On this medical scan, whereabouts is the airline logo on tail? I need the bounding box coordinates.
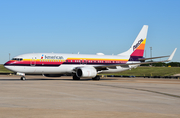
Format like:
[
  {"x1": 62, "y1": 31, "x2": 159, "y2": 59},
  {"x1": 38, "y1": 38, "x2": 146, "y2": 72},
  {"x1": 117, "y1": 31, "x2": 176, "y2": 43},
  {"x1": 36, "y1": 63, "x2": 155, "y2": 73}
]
[
  {"x1": 133, "y1": 39, "x2": 143, "y2": 50},
  {"x1": 131, "y1": 38, "x2": 146, "y2": 57}
]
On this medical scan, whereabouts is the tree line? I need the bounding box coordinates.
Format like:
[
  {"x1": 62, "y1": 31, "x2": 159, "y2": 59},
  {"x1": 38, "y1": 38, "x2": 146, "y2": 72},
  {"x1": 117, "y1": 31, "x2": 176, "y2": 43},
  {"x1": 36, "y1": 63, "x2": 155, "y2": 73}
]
[{"x1": 141, "y1": 62, "x2": 180, "y2": 67}]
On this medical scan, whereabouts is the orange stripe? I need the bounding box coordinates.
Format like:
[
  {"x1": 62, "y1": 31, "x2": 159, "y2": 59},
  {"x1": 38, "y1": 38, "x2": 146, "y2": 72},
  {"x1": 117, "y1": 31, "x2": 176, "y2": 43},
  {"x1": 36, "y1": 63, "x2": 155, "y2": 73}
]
[{"x1": 137, "y1": 44, "x2": 145, "y2": 50}]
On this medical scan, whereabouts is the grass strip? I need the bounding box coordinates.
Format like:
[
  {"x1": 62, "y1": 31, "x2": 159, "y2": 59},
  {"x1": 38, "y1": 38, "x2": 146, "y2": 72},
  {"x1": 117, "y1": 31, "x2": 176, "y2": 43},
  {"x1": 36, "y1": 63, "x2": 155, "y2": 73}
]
[{"x1": 1, "y1": 65, "x2": 180, "y2": 76}]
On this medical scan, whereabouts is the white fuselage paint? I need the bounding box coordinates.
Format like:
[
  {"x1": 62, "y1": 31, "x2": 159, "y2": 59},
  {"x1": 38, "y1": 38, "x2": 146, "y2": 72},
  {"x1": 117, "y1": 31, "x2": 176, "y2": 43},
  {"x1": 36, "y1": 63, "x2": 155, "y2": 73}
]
[{"x1": 4, "y1": 53, "x2": 140, "y2": 75}]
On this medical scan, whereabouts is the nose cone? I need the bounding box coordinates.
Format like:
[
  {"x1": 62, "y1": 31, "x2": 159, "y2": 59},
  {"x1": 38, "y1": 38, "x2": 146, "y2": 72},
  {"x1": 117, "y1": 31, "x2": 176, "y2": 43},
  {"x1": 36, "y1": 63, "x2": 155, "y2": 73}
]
[
  {"x1": 4, "y1": 61, "x2": 15, "y2": 71},
  {"x1": 4, "y1": 60, "x2": 14, "y2": 66}
]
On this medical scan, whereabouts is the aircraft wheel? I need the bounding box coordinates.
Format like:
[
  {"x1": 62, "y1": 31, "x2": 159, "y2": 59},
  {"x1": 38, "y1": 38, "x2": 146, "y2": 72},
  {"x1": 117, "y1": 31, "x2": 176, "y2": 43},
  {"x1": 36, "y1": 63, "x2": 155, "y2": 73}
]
[
  {"x1": 21, "y1": 76, "x2": 26, "y2": 81},
  {"x1": 73, "y1": 75, "x2": 80, "y2": 80},
  {"x1": 92, "y1": 76, "x2": 100, "y2": 81}
]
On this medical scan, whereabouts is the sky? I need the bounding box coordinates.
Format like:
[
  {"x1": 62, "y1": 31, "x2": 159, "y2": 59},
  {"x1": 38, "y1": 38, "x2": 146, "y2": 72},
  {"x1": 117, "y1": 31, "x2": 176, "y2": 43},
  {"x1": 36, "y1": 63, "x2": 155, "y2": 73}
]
[{"x1": 0, "y1": 0, "x2": 180, "y2": 64}]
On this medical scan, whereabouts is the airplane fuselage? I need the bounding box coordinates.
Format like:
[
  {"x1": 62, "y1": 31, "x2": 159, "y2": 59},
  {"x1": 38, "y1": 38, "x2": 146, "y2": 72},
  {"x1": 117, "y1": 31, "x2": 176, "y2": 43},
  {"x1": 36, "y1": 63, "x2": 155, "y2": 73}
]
[{"x1": 4, "y1": 53, "x2": 136, "y2": 75}]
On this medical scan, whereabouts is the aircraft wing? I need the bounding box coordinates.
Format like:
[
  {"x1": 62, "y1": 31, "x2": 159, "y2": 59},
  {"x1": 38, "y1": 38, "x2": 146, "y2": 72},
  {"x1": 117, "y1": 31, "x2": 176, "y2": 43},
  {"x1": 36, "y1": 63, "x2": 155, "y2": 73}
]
[{"x1": 94, "y1": 48, "x2": 177, "y2": 70}]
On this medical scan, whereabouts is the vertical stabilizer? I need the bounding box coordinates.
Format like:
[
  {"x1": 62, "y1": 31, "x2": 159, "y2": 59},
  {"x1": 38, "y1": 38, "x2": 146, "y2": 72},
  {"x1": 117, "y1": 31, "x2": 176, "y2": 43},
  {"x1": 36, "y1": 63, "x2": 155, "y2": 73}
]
[{"x1": 118, "y1": 25, "x2": 148, "y2": 60}]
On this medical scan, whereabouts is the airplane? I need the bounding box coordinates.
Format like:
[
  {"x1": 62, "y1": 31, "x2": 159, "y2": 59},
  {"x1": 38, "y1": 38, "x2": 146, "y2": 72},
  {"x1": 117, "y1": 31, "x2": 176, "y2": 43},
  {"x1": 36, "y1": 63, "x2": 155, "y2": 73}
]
[{"x1": 4, "y1": 25, "x2": 177, "y2": 81}]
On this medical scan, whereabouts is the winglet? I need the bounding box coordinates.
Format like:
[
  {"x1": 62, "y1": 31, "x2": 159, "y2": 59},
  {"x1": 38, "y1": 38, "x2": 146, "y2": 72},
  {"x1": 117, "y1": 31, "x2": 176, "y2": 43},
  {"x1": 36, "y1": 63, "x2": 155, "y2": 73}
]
[{"x1": 167, "y1": 48, "x2": 177, "y2": 61}]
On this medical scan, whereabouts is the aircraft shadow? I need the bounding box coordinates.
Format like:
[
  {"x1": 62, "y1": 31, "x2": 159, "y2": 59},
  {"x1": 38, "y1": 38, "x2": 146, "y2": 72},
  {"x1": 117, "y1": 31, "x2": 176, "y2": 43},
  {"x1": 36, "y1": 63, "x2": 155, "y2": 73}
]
[{"x1": 0, "y1": 78, "x2": 117, "y2": 81}]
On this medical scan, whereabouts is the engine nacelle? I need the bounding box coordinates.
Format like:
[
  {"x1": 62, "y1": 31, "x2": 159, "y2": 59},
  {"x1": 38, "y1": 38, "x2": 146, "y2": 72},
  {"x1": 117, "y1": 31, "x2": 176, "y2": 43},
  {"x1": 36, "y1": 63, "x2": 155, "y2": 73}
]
[{"x1": 76, "y1": 67, "x2": 97, "y2": 78}]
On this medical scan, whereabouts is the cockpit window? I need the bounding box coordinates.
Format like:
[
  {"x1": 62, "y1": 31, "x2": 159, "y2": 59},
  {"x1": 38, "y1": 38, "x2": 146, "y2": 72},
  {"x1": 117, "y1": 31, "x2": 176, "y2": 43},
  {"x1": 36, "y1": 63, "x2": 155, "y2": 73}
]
[{"x1": 12, "y1": 58, "x2": 23, "y2": 61}]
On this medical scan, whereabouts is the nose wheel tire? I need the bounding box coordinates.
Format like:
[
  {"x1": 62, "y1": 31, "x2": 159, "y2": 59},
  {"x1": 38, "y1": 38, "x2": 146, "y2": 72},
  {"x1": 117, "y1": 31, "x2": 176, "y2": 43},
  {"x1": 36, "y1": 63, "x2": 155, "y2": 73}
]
[{"x1": 21, "y1": 76, "x2": 26, "y2": 81}]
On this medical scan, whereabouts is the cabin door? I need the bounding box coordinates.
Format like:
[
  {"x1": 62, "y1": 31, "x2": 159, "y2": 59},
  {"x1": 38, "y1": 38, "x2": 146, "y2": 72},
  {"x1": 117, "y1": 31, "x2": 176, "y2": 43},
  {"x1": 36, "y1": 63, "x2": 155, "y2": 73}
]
[{"x1": 30, "y1": 57, "x2": 36, "y2": 66}]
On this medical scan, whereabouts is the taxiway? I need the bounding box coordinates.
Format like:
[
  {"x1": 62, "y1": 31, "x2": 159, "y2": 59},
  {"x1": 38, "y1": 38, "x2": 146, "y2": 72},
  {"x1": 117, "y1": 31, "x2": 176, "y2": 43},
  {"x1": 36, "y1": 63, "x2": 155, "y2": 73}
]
[{"x1": 0, "y1": 75, "x2": 180, "y2": 118}]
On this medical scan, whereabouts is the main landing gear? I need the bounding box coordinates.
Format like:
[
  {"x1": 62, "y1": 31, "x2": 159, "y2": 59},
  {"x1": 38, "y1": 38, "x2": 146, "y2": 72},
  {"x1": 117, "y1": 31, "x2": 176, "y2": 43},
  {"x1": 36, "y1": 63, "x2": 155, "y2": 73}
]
[
  {"x1": 20, "y1": 76, "x2": 26, "y2": 81},
  {"x1": 92, "y1": 76, "x2": 100, "y2": 80},
  {"x1": 73, "y1": 74, "x2": 80, "y2": 80},
  {"x1": 16, "y1": 72, "x2": 26, "y2": 81}
]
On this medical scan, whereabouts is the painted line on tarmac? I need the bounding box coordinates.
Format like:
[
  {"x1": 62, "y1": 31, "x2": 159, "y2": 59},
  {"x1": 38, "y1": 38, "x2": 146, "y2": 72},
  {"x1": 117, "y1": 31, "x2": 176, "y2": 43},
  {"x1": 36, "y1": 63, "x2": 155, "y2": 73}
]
[{"x1": 84, "y1": 83, "x2": 180, "y2": 99}]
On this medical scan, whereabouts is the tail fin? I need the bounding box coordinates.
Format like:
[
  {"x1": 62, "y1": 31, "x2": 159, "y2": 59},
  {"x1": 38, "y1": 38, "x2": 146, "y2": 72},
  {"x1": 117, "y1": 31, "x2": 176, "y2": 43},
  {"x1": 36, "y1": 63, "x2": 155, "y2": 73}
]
[
  {"x1": 130, "y1": 25, "x2": 148, "y2": 57},
  {"x1": 118, "y1": 25, "x2": 148, "y2": 60}
]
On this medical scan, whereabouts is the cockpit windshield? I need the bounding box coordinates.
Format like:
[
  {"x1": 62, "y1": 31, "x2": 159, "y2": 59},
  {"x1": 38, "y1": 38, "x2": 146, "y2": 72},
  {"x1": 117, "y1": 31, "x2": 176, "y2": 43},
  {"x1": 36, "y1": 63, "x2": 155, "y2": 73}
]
[{"x1": 12, "y1": 58, "x2": 23, "y2": 61}]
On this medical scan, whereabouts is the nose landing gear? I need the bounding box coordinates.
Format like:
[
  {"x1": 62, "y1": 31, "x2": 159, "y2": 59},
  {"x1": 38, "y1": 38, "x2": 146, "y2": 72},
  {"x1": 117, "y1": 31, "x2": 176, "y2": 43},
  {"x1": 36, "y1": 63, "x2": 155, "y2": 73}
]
[
  {"x1": 17, "y1": 72, "x2": 26, "y2": 81},
  {"x1": 20, "y1": 76, "x2": 26, "y2": 81}
]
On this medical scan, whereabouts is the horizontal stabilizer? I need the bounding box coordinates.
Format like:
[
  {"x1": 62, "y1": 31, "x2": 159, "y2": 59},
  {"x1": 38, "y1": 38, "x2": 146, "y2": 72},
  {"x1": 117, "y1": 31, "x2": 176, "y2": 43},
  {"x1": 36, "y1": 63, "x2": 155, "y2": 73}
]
[{"x1": 138, "y1": 56, "x2": 170, "y2": 61}]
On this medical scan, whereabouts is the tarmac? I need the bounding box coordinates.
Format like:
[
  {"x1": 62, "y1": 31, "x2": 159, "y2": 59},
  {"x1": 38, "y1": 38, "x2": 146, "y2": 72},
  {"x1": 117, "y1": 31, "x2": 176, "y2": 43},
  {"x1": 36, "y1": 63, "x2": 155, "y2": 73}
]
[{"x1": 0, "y1": 75, "x2": 180, "y2": 118}]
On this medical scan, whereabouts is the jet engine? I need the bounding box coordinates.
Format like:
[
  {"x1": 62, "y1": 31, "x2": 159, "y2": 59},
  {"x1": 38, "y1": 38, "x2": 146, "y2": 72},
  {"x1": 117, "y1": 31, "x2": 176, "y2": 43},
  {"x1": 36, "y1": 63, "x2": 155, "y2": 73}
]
[{"x1": 76, "y1": 67, "x2": 97, "y2": 78}]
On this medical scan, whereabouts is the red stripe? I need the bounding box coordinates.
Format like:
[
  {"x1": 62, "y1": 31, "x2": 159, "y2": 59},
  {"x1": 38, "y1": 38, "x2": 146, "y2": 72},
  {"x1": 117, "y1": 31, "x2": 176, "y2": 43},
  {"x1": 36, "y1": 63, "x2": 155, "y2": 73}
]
[{"x1": 131, "y1": 49, "x2": 144, "y2": 57}]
